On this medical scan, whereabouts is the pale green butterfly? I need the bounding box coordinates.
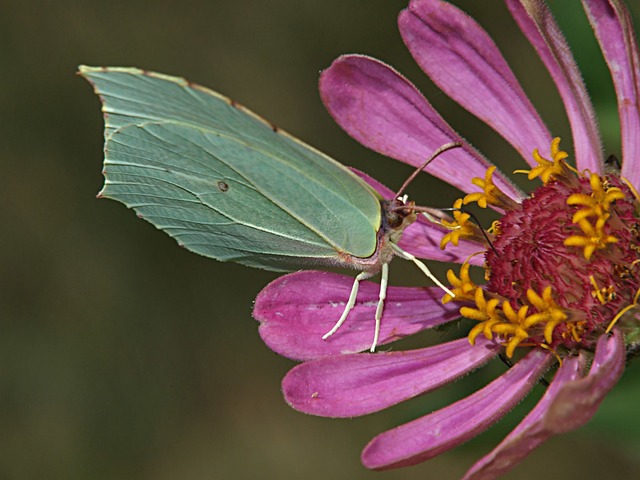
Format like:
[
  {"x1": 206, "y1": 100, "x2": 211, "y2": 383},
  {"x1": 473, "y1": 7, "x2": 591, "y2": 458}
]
[{"x1": 79, "y1": 66, "x2": 457, "y2": 351}]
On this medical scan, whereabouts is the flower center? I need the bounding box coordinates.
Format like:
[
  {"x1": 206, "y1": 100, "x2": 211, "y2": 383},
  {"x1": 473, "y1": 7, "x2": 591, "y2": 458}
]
[
  {"x1": 486, "y1": 174, "x2": 639, "y2": 348},
  {"x1": 439, "y1": 138, "x2": 640, "y2": 358}
]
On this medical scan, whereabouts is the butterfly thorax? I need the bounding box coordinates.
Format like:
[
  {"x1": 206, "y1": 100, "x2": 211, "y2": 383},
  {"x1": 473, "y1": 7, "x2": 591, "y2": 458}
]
[{"x1": 376, "y1": 197, "x2": 417, "y2": 263}]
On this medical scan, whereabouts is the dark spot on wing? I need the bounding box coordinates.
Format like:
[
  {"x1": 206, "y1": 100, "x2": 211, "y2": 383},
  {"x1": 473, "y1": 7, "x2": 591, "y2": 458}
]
[{"x1": 217, "y1": 180, "x2": 229, "y2": 192}]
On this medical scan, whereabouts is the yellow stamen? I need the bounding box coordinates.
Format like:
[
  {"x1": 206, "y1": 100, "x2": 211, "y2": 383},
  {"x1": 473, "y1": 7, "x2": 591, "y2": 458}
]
[
  {"x1": 564, "y1": 216, "x2": 619, "y2": 260},
  {"x1": 462, "y1": 166, "x2": 518, "y2": 210},
  {"x1": 515, "y1": 137, "x2": 577, "y2": 184},
  {"x1": 503, "y1": 332, "x2": 530, "y2": 358},
  {"x1": 567, "y1": 173, "x2": 625, "y2": 223},
  {"x1": 538, "y1": 343, "x2": 563, "y2": 366},
  {"x1": 463, "y1": 288, "x2": 501, "y2": 344},
  {"x1": 498, "y1": 301, "x2": 530, "y2": 357},
  {"x1": 590, "y1": 275, "x2": 607, "y2": 305},
  {"x1": 442, "y1": 261, "x2": 477, "y2": 304},
  {"x1": 487, "y1": 220, "x2": 501, "y2": 235},
  {"x1": 621, "y1": 175, "x2": 640, "y2": 202},
  {"x1": 524, "y1": 287, "x2": 568, "y2": 343},
  {"x1": 439, "y1": 199, "x2": 487, "y2": 249}
]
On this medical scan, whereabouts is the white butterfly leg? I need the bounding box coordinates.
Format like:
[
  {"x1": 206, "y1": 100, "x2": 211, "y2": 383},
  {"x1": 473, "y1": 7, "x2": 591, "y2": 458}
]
[
  {"x1": 421, "y1": 210, "x2": 441, "y2": 224},
  {"x1": 323, "y1": 270, "x2": 371, "y2": 341},
  {"x1": 391, "y1": 244, "x2": 455, "y2": 298},
  {"x1": 371, "y1": 262, "x2": 389, "y2": 352}
]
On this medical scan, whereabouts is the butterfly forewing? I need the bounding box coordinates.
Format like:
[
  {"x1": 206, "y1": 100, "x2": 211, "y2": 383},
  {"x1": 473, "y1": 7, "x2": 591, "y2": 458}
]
[{"x1": 83, "y1": 66, "x2": 383, "y2": 270}]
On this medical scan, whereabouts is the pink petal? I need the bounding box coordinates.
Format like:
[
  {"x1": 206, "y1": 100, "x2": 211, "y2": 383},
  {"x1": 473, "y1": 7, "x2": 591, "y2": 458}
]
[
  {"x1": 254, "y1": 271, "x2": 461, "y2": 361},
  {"x1": 319, "y1": 54, "x2": 524, "y2": 201},
  {"x1": 507, "y1": 0, "x2": 602, "y2": 173},
  {"x1": 361, "y1": 348, "x2": 553, "y2": 470},
  {"x1": 462, "y1": 353, "x2": 587, "y2": 480},
  {"x1": 545, "y1": 330, "x2": 625, "y2": 431},
  {"x1": 399, "y1": 0, "x2": 552, "y2": 164},
  {"x1": 352, "y1": 168, "x2": 487, "y2": 266},
  {"x1": 464, "y1": 330, "x2": 624, "y2": 480},
  {"x1": 282, "y1": 337, "x2": 500, "y2": 418},
  {"x1": 583, "y1": 0, "x2": 640, "y2": 189}
]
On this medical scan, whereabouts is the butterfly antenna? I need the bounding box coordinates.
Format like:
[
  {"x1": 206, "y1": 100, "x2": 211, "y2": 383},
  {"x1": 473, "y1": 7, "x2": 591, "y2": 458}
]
[{"x1": 394, "y1": 142, "x2": 462, "y2": 199}]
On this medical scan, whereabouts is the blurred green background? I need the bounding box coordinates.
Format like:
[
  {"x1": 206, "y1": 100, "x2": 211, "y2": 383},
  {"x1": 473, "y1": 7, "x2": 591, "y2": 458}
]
[{"x1": 2, "y1": 0, "x2": 640, "y2": 479}]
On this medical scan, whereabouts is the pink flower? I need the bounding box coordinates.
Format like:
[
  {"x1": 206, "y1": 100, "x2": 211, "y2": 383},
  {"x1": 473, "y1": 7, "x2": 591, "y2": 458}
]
[{"x1": 253, "y1": 0, "x2": 640, "y2": 478}]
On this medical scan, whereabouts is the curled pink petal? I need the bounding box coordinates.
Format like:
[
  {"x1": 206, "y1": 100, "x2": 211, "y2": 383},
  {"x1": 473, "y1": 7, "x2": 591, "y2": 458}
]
[
  {"x1": 546, "y1": 329, "x2": 625, "y2": 431},
  {"x1": 507, "y1": 0, "x2": 602, "y2": 173},
  {"x1": 283, "y1": 337, "x2": 500, "y2": 418},
  {"x1": 254, "y1": 271, "x2": 460, "y2": 361},
  {"x1": 320, "y1": 54, "x2": 524, "y2": 201},
  {"x1": 361, "y1": 349, "x2": 553, "y2": 470},
  {"x1": 462, "y1": 353, "x2": 587, "y2": 480},
  {"x1": 583, "y1": 0, "x2": 640, "y2": 189},
  {"x1": 399, "y1": 0, "x2": 552, "y2": 163}
]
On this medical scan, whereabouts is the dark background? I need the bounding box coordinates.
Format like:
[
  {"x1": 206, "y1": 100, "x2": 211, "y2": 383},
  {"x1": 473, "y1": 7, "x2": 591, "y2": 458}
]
[{"x1": 2, "y1": 1, "x2": 640, "y2": 479}]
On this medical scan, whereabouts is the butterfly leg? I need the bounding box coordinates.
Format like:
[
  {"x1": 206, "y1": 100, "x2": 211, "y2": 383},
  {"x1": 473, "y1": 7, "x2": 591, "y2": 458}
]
[
  {"x1": 371, "y1": 262, "x2": 389, "y2": 352},
  {"x1": 421, "y1": 210, "x2": 442, "y2": 224},
  {"x1": 391, "y1": 244, "x2": 455, "y2": 298},
  {"x1": 323, "y1": 270, "x2": 372, "y2": 341}
]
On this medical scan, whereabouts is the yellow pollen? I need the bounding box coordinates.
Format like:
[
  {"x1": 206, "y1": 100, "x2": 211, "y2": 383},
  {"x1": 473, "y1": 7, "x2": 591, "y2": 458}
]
[
  {"x1": 514, "y1": 137, "x2": 577, "y2": 184},
  {"x1": 562, "y1": 320, "x2": 586, "y2": 343}
]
